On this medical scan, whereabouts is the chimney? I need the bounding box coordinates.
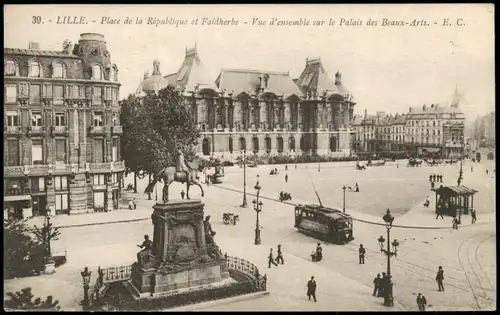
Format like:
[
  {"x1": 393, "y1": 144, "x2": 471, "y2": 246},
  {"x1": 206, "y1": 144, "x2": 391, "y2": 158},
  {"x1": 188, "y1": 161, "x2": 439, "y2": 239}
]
[
  {"x1": 409, "y1": 106, "x2": 412, "y2": 113},
  {"x1": 364, "y1": 109, "x2": 367, "y2": 119},
  {"x1": 29, "y1": 42, "x2": 40, "y2": 50}
]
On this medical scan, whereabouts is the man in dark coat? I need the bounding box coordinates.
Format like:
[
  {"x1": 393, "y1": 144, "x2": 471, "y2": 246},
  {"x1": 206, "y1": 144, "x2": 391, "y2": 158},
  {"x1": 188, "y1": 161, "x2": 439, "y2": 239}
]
[
  {"x1": 268, "y1": 248, "x2": 278, "y2": 268},
  {"x1": 275, "y1": 244, "x2": 284, "y2": 265},
  {"x1": 307, "y1": 276, "x2": 317, "y2": 302},
  {"x1": 436, "y1": 266, "x2": 445, "y2": 291},
  {"x1": 359, "y1": 244, "x2": 366, "y2": 264},
  {"x1": 373, "y1": 274, "x2": 381, "y2": 296},
  {"x1": 285, "y1": 173, "x2": 288, "y2": 183},
  {"x1": 416, "y1": 293, "x2": 427, "y2": 311},
  {"x1": 471, "y1": 209, "x2": 477, "y2": 224},
  {"x1": 379, "y1": 272, "x2": 387, "y2": 297},
  {"x1": 315, "y1": 243, "x2": 323, "y2": 261}
]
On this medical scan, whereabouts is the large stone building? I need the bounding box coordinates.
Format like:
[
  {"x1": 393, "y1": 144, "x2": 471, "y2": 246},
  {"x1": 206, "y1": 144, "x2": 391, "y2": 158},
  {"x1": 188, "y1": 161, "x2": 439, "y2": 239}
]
[
  {"x1": 136, "y1": 46, "x2": 356, "y2": 157},
  {"x1": 4, "y1": 33, "x2": 124, "y2": 219},
  {"x1": 352, "y1": 88, "x2": 465, "y2": 157}
]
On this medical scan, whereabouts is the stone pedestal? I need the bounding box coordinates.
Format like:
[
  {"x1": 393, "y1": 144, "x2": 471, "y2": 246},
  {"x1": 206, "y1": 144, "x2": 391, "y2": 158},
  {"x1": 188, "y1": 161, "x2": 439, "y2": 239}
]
[{"x1": 130, "y1": 200, "x2": 229, "y2": 298}]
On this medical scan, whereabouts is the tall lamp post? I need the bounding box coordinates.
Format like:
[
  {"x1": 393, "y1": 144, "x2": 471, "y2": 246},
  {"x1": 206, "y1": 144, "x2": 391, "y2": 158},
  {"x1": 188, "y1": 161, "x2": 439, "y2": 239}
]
[
  {"x1": 457, "y1": 136, "x2": 464, "y2": 186},
  {"x1": 241, "y1": 150, "x2": 248, "y2": 208},
  {"x1": 252, "y1": 175, "x2": 263, "y2": 245},
  {"x1": 81, "y1": 266, "x2": 92, "y2": 310},
  {"x1": 378, "y1": 209, "x2": 400, "y2": 307},
  {"x1": 342, "y1": 186, "x2": 347, "y2": 213}
]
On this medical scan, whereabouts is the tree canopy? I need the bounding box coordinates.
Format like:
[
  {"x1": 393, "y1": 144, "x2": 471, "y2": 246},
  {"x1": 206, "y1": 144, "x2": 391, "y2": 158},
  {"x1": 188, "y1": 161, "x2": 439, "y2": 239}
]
[
  {"x1": 4, "y1": 287, "x2": 60, "y2": 310},
  {"x1": 121, "y1": 86, "x2": 200, "y2": 176}
]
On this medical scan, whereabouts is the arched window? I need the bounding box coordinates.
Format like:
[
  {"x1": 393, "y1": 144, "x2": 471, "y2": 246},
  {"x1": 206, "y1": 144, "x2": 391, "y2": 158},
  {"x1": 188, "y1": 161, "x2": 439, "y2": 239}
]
[
  {"x1": 252, "y1": 137, "x2": 259, "y2": 154},
  {"x1": 108, "y1": 67, "x2": 115, "y2": 81},
  {"x1": 29, "y1": 61, "x2": 41, "y2": 77},
  {"x1": 5, "y1": 60, "x2": 17, "y2": 76},
  {"x1": 92, "y1": 64, "x2": 103, "y2": 80},
  {"x1": 265, "y1": 137, "x2": 272, "y2": 153},
  {"x1": 228, "y1": 137, "x2": 233, "y2": 153},
  {"x1": 289, "y1": 137, "x2": 295, "y2": 151},
  {"x1": 277, "y1": 137, "x2": 284, "y2": 153},
  {"x1": 53, "y1": 62, "x2": 64, "y2": 78},
  {"x1": 239, "y1": 137, "x2": 246, "y2": 151}
]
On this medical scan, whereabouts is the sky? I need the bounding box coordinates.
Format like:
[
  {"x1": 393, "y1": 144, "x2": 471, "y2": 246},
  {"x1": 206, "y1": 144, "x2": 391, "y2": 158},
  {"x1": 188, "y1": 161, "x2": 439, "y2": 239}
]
[{"x1": 4, "y1": 4, "x2": 495, "y2": 119}]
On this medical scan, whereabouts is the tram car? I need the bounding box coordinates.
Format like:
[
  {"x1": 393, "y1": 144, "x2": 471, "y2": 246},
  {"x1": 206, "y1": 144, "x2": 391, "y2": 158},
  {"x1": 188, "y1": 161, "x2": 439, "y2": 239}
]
[{"x1": 294, "y1": 204, "x2": 354, "y2": 245}]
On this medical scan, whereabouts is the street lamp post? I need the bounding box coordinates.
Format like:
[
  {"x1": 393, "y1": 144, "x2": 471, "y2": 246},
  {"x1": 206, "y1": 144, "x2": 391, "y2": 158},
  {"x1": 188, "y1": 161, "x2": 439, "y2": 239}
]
[
  {"x1": 81, "y1": 266, "x2": 92, "y2": 310},
  {"x1": 378, "y1": 209, "x2": 400, "y2": 307},
  {"x1": 241, "y1": 150, "x2": 248, "y2": 208},
  {"x1": 457, "y1": 136, "x2": 464, "y2": 186},
  {"x1": 342, "y1": 186, "x2": 347, "y2": 213},
  {"x1": 252, "y1": 175, "x2": 263, "y2": 245}
]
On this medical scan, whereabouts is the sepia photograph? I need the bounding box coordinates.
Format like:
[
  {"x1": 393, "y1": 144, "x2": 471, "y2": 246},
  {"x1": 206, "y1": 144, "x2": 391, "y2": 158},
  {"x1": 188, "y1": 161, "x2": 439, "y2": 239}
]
[{"x1": 3, "y1": 3, "x2": 495, "y2": 311}]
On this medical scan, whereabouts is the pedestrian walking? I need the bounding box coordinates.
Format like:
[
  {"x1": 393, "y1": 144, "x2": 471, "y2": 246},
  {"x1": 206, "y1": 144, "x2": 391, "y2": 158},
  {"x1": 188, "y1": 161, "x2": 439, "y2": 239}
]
[
  {"x1": 268, "y1": 248, "x2": 278, "y2": 268},
  {"x1": 285, "y1": 164, "x2": 288, "y2": 171},
  {"x1": 373, "y1": 274, "x2": 381, "y2": 296},
  {"x1": 429, "y1": 174, "x2": 432, "y2": 182},
  {"x1": 355, "y1": 183, "x2": 359, "y2": 192},
  {"x1": 416, "y1": 293, "x2": 427, "y2": 311},
  {"x1": 431, "y1": 181, "x2": 435, "y2": 189},
  {"x1": 285, "y1": 173, "x2": 288, "y2": 183},
  {"x1": 431, "y1": 174, "x2": 436, "y2": 182},
  {"x1": 424, "y1": 196, "x2": 430, "y2": 208},
  {"x1": 133, "y1": 198, "x2": 137, "y2": 209},
  {"x1": 436, "y1": 266, "x2": 445, "y2": 291},
  {"x1": 359, "y1": 244, "x2": 366, "y2": 264},
  {"x1": 275, "y1": 244, "x2": 284, "y2": 265},
  {"x1": 471, "y1": 209, "x2": 477, "y2": 224},
  {"x1": 435, "y1": 209, "x2": 444, "y2": 220},
  {"x1": 486, "y1": 169, "x2": 489, "y2": 175},
  {"x1": 295, "y1": 164, "x2": 297, "y2": 169},
  {"x1": 180, "y1": 190, "x2": 185, "y2": 200},
  {"x1": 306, "y1": 276, "x2": 317, "y2": 302},
  {"x1": 378, "y1": 272, "x2": 387, "y2": 297},
  {"x1": 452, "y1": 217, "x2": 459, "y2": 230}
]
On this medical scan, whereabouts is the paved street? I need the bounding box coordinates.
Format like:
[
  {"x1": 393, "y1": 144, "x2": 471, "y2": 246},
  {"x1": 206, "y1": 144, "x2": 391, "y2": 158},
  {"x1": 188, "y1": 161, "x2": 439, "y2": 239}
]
[{"x1": 4, "y1": 159, "x2": 496, "y2": 311}]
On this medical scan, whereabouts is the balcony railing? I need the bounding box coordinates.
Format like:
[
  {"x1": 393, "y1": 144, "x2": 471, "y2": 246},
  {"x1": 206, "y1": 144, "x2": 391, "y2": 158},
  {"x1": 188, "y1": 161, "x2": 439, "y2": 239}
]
[
  {"x1": 88, "y1": 126, "x2": 107, "y2": 135},
  {"x1": 4, "y1": 187, "x2": 32, "y2": 196},
  {"x1": 5, "y1": 126, "x2": 23, "y2": 135},
  {"x1": 28, "y1": 126, "x2": 47, "y2": 136},
  {"x1": 51, "y1": 126, "x2": 69, "y2": 135},
  {"x1": 111, "y1": 125, "x2": 123, "y2": 135}
]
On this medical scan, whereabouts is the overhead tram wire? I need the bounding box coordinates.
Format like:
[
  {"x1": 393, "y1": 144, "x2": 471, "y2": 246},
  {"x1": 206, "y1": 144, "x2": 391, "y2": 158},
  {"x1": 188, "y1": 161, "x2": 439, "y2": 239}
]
[{"x1": 213, "y1": 185, "x2": 492, "y2": 231}]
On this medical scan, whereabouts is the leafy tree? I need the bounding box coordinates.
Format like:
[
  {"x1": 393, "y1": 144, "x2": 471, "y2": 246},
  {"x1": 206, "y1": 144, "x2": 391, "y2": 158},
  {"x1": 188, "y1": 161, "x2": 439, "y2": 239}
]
[
  {"x1": 121, "y1": 86, "x2": 200, "y2": 177},
  {"x1": 4, "y1": 287, "x2": 60, "y2": 310},
  {"x1": 3, "y1": 219, "x2": 45, "y2": 279}
]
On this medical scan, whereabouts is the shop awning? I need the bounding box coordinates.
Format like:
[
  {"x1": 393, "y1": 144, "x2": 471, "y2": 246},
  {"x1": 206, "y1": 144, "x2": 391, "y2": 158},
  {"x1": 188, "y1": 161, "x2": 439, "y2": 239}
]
[{"x1": 4, "y1": 195, "x2": 32, "y2": 202}]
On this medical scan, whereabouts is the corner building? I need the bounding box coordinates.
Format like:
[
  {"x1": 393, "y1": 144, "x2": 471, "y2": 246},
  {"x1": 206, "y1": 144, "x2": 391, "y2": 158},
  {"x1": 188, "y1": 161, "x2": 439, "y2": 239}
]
[
  {"x1": 4, "y1": 33, "x2": 124, "y2": 219},
  {"x1": 137, "y1": 47, "x2": 356, "y2": 157}
]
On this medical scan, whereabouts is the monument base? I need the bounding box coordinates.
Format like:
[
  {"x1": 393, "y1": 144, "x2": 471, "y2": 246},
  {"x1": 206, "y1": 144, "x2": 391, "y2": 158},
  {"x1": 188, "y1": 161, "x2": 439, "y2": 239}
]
[{"x1": 130, "y1": 260, "x2": 230, "y2": 298}]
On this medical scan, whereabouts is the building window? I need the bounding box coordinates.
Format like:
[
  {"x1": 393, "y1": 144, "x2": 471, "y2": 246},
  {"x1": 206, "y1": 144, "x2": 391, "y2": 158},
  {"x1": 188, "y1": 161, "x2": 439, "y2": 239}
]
[
  {"x1": 109, "y1": 68, "x2": 115, "y2": 81},
  {"x1": 6, "y1": 139, "x2": 20, "y2": 166},
  {"x1": 54, "y1": 85, "x2": 64, "y2": 105},
  {"x1": 29, "y1": 61, "x2": 41, "y2": 77},
  {"x1": 93, "y1": 112, "x2": 103, "y2": 126},
  {"x1": 92, "y1": 65, "x2": 103, "y2": 80},
  {"x1": 93, "y1": 139, "x2": 105, "y2": 163},
  {"x1": 79, "y1": 85, "x2": 85, "y2": 98},
  {"x1": 112, "y1": 173, "x2": 118, "y2": 184},
  {"x1": 93, "y1": 86, "x2": 102, "y2": 104},
  {"x1": 55, "y1": 139, "x2": 66, "y2": 164},
  {"x1": 30, "y1": 84, "x2": 41, "y2": 104},
  {"x1": 32, "y1": 139, "x2": 43, "y2": 164},
  {"x1": 55, "y1": 113, "x2": 65, "y2": 126},
  {"x1": 112, "y1": 114, "x2": 117, "y2": 126},
  {"x1": 93, "y1": 192, "x2": 105, "y2": 210},
  {"x1": 6, "y1": 84, "x2": 17, "y2": 103},
  {"x1": 438, "y1": 130, "x2": 441, "y2": 136},
  {"x1": 6, "y1": 111, "x2": 19, "y2": 126},
  {"x1": 112, "y1": 88, "x2": 119, "y2": 100},
  {"x1": 93, "y1": 174, "x2": 105, "y2": 186},
  {"x1": 52, "y1": 62, "x2": 64, "y2": 78},
  {"x1": 112, "y1": 138, "x2": 118, "y2": 162},
  {"x1": 31, "y1": 177, "x2": 46, "y2": 193},
  {"x1": 55, "y1": 194, "x2": 69, "y2": 212},
  {"x1": 54, "y1": 176, "x2": 68, "y2": 191},
  {"x1": 106, "y1": 87, "x2": 111, "y2": 100},
  {"x1": 31, "y1": 112, "x2": 43, "y2": 126},
  {"x1": 43, "y1": 84, "x2": 53, "y2": 98},
  {"x1": 5, "y1": 59, "x2": 17, "y2": 76}
]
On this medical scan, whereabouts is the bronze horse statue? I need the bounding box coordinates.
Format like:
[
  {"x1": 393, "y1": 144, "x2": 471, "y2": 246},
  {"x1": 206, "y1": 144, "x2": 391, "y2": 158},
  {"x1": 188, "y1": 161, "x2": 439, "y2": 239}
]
[{"x1": 144, "y1": 150, "x2": 205, "y2": 203}]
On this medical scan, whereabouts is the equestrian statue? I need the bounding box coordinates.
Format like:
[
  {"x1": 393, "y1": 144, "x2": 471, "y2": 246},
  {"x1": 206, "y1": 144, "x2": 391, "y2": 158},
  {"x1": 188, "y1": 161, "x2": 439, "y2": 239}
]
[{"x1": 144, "y1": 150, "x2": 205, "y2": 203}]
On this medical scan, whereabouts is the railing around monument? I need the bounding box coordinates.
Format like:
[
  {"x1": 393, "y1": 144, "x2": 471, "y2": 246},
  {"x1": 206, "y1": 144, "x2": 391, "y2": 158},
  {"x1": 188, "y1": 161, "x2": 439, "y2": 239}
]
[{"x1": 90, "y1": 255, "x2": 267, "y2": 310}]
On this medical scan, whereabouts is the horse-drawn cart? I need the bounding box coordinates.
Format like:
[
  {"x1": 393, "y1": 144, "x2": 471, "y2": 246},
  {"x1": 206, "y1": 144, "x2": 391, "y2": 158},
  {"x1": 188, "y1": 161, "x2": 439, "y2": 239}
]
[{"x1": 223, "y1": 213, "x2": 239, "y2": 225}]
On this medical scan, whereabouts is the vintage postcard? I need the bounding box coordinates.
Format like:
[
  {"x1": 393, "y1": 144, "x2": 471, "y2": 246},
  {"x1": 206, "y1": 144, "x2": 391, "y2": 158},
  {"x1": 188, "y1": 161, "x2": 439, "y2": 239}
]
[{"x1": 3, "y1": 4, "x2": 495, "y2": 312}]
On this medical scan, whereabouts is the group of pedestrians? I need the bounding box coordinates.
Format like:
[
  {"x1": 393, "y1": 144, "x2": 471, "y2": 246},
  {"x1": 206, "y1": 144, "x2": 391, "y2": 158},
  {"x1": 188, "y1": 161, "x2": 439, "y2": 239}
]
[
  {"x1": 372, "y1": 272, "x2": 393, "y2": 299},
  {"x1": 429, "y1": 174, "x2": 443, "y2": 183},
  {"x1": 268, "y1": 245, "x2": 284, "y2": 268}
]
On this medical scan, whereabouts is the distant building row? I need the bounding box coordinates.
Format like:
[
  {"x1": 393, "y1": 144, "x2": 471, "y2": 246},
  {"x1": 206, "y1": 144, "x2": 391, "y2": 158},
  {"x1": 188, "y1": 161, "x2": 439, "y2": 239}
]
[
  {"x1": 135, "y1": 46, "x2": 357, "y2": 157},
  {"x1": 352, "y1": 88, "x2": 465, "y2": 157}
]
